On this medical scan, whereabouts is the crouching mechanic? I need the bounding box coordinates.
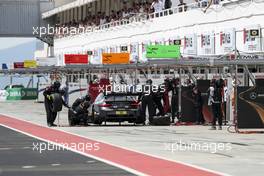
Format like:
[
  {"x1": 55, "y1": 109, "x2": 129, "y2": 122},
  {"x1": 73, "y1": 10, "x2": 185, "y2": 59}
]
[
  {"x1": 43, "y1": 81, "x2": 70, "y2": 127},
  {"x1": 70, "y1": 94, "x2": 91, "y2": 125}
]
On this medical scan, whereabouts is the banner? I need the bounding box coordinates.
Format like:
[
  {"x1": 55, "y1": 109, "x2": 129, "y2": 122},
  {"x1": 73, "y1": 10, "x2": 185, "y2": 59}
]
[
  {"x1": 146, "y1": 45, "x2": 181, "y2": 58},
  {"x1": 219, "y1": 28, "x2": 236, "y2": 54},
  {"x1": 2, "y1": 63, "x2": 8, "y2": 70},
  {"x1": 140, "y1": 42, "x2": 150, "y2": 63},
  {"x1": 6, "y1": 88, "x2": 38, "y2": 100},
  {"x1": 238, "y1": 80, "x2": 264, "y2": 128},
  {"x1": 130, "y1": 43, "x2": 139, "y2": 63},
  {"x1": 36, "y1": 57, "x2": 57, "y2": 66},
  {"x1": 24, "y1": 60, "x2": 37, "y2": 68},
  {"x1": 243, "y1": 25, "x2": 262, "y2": 52},
  {"x1": 183, "y1": 34, "x2": 197, "y2": 55},
  {"x1": 14, "y1": 62, "x2": 24, "y2": 69},
  {"x1": 198, "y1": 32, "x2": 215, "y2": 55},
  {"x1": 102, "y1": 53, "x2": 130, "y2": 64},
  {"x1": 64, "y1": 54, "x2": 88, "y2": 64}
]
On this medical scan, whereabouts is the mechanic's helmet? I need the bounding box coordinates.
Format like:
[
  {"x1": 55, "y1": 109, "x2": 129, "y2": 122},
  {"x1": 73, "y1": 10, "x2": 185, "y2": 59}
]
[
  {"x1": 84, "y1": 94, "x2": 91, "y2": 101},
  {"x1": 53, "y1": 81, "x2": 61, "y2": 89},
  {"x1": 146, "y1": 79, "x2": 152, "y2": 85}
]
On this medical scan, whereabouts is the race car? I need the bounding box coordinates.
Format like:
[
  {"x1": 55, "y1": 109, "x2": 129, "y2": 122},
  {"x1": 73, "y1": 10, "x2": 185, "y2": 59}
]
[{"x1": 91, "y1": 92, "x2": 144, "y2": 125}]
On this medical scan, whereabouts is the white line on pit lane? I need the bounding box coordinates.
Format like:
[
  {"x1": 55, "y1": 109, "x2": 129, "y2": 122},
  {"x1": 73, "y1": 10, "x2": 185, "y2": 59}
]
[
  {"x1": 0, "y1": 148, "x2": 11, "y2": 150},
  {"x1": 51, "y1": 164, "x2": 61, "y2": 166},
  {"x1": 22, "y1": 147, "x2": 31, "y2": 149},
  {"x1": 22, "y1": 166, "x2": 36, "y2": 169},
  {"x1": 86, "y1": 160, "x2": 96, "y2": 163}
]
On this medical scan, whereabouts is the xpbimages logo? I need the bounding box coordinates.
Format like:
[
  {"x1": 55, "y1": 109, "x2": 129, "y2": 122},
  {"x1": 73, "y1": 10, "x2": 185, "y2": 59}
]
[
  {"x1": 32, "y1": 141, "x2": 100, "y2": 154},
  {"x1": 99, "y1": 84, "x2": 166, "y2": 95},
  {"x1": 33, "y1": 24, "x2": 93, "y2": 37},
  {"x1": 164, "y1": 140, "x2": 232, "y2": 154}
]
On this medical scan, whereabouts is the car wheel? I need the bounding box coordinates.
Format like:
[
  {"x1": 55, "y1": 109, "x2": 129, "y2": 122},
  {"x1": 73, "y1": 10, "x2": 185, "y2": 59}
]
[{"x1": 92, "y1": 107, "x2": 103, "y2": 125}]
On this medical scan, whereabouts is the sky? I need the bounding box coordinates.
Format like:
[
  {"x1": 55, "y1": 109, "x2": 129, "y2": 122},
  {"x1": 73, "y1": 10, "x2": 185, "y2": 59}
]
[{"x1": 0, "y1": 37, "x2": 37, "y2": 89}]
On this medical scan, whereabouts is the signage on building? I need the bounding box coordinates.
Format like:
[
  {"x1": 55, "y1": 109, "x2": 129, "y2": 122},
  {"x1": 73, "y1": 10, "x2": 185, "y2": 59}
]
[
  {"x1": 121, "y1": 46, "x2": 128, "y2": 52},
  {"x1": 130, "y1": 43, "x2": 139, "y2": 63},
  {"x1": 102, "y1": 53, "x2": 130, "y2": 64},
  {"x1": 14, "y1": 62, "x2": 24, "y2": 69},
  {"x1": 219, "y1": 28, "x2": 236, "y2": 54},
  {"x1": 87, "y1": 51, "x2": 93, "y2": 55},
  {"x1": 173, "y1": 39, "x2": 181, "y2": 45},
  {"x1": 24, "y1": 60, "x2": 37, "y2": 68},
  {"x1": 64, "y1": 54, "x2": 88, "y2": 64},
  {"x1": 183, "y1": 34, "x2": 197, "y2": 55},
  {"x1": 243, "y1": 25, "x2": 262, "y2": 52},
  {"x1": 198, "y1": 32, "x2": 215, "y2": 55},
  {"x1": 36, "y1": 57, "x2": 57, "y2": 66},
  {"x1": 146, "y1": 45, "x2": 181, "y2": 58}
]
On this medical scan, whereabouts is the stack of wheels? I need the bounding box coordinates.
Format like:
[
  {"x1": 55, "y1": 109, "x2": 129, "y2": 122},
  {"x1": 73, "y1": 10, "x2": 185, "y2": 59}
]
[
  {"x1": 135, "y1": 116, "x2": 146, "y2": 125},
  {"x1": 51, "y1": 93, "x2": 63, "y2": 112},
  {"x1": 152, "y1": 115, "x2": 171, "y2": 126}
]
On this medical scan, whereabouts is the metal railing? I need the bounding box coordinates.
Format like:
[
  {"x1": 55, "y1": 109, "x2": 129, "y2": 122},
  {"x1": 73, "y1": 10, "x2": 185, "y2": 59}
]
[{"x1": 55, "y1": 2, "x2": 200, "y2": 39}]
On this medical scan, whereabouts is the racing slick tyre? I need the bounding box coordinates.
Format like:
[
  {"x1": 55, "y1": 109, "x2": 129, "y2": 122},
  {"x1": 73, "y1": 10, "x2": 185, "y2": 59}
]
[
  {"x1": 135, "y1": 116, "x2": 146, "y2": 125},
  {"x1": 152, "y1": 115, "x2": 171, "y2": 126},
  {"x1": 51, "y1": 93, "x2": 63, "y2": 112}
]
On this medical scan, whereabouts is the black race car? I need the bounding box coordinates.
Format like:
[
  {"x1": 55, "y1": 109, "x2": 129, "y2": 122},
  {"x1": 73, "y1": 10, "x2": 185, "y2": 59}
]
[{"x1": 91, "y1": 92, "x2": 145, "y2": 125}]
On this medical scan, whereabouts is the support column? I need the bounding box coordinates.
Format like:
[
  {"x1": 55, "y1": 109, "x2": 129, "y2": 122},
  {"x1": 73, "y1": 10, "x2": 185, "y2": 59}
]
[
  {"x1": 105, "y1": 0, "x2": 110, "y2": 15},
  {"x1": 83, "y1": 5, "x2": 86, "y2": 19}
]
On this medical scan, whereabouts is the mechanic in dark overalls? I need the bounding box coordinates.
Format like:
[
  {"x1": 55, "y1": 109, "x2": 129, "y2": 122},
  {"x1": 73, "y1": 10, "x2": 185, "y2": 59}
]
[
  {"x1": 141, "y1": 79, "x2": 156, "y2": 124},
  {"x1": 192, "y1": 86, "x2": 204, "y2": 124},
  {"x1": 43, "y1": 81, "x2": 69, "y2": 127},
  {"x1": 171, "y1": 78, "x2": 179, "y2": 123},
  {"x1": 153, "y1": 84, "x2": 165, "y2": 116},
  {"x1": 72, "y1": 95, "x2": 91, "y2": 115}
]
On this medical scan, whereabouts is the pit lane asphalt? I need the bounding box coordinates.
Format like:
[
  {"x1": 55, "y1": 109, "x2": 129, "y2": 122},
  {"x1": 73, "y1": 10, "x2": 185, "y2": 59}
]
[{"x1": 0, "y1": 126, "x2": 135, "y2": 176}]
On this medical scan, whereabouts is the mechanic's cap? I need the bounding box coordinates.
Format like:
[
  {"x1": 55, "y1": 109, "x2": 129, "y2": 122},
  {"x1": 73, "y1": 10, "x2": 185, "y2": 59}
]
[{"x1": 53, "y1": 81, "x2": 61, "y2": 89}]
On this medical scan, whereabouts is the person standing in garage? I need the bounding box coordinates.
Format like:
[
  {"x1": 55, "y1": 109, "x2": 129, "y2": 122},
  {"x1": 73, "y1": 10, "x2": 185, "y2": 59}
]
[
  {"x1": 171, "y1": 78, "x2": 180, "y2": 123},
  {"x1": 210, "y1": 79, "x2": 224, "y2": 130},
  {"x1": 153, "y1": 84, "x2": 165, "y2": 116},
  {"x1": 140, "y1": 79, "x2": 156, "y2": 125}
]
